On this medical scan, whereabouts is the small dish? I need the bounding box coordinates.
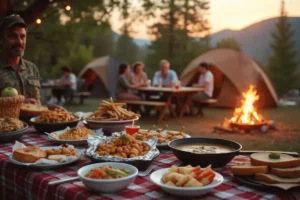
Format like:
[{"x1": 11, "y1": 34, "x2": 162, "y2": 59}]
[
  {"x1": 150, "y1": 168, "x2": 223, "y2": 197},
  {"x1": 77, "y1": 162, "x2": 138, "y2": 193},
  {"x1": 0, "y1": 122, "x2": 28, "y2": 143}
]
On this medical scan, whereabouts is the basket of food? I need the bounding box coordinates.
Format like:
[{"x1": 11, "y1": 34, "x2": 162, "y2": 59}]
[
  {"x1": 86, "y1": 133, "x2": 159, "y2": 170},
  {"x1": 84, "y1": 98, "x2": 140, "y2": 135},
  {"x1": 30, "y1": 108, "x2": 80, "y2": 133},
  {"x1": 0, "y1": 87, "x2": 24, "y2": 118}
]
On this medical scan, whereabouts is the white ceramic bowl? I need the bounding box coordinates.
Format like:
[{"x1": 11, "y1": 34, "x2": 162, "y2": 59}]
[
  {"x1": 150, "y1": 168, "x2": 223, "y2": 197},
  {"x1": 84, "y1": 117, "x2": 139, "y2": 135},
  {"x1": 78, "y1": 162, "x2": 138, "y2": 193}
]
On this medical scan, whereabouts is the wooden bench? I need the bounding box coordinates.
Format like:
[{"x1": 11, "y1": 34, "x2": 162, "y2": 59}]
[
  {"x1": 73, "y1": 91, "x2": 91, "y2": 104},
  {"x1": 118, "y1": 100, "x2": 168, "y2": 121},
  {"x1": 194, "y1": 98, "x2": 217, "y2": 116}
]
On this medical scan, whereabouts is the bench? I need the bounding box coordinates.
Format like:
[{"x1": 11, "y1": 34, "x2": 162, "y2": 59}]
[
  {"x1": 193, "y1": 98, "x2": 217, "y2": 116},
  {"x1": 68, "y1": 79, "x2": 91, "y2": 105},
  {"x1": 73, "y1": 91, "x2": 91, "y2": 104},
  {"x1": 118, "y1": 100, "x2": 168, "y2": 121}
]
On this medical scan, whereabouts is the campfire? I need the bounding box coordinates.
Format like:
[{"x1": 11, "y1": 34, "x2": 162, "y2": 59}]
[
  {"x1": 230, "y1": 85, "x2": 264, "y2": 126},
  {"x1": 214, "y1": 85, "x2": 274, "y2": 133}
]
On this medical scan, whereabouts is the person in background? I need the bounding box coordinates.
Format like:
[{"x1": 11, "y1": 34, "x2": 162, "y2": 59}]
[
  {"x1": 152, "y1": 59, "x2": 178, "y2": 87},
  {"x1": 129, "y1": 62, "x2": 149, "y2": 87},
  {"x1": 51, "y1": 66, "x2": 77, "y2": 105},
  {"x1": 116, "y1": 63, "x2": 142, "y2": 101},
  {"x1": 0, "y1": 15, "x2": 41, "y2": 104},
  {"x1": 191, "y1": 62, "x2": 214, "y2": 102}
]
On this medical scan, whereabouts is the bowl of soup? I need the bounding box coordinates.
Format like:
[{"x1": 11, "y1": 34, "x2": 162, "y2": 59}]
[{"x1": 168, "y1": 137, "x2": 242, "y2": 168}]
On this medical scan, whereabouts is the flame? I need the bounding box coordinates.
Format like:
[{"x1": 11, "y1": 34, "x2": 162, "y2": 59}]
[{"x1": 230, "y1": 85, "x2": 263, "y2": 124}]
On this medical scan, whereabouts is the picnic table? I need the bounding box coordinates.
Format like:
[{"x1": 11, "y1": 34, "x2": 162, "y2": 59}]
[
  {"x1": 0, "y1": 127, "x2": 299, "y2": 200},
  {"x1": 135, "y1": 86, "x2": 205, "y2": 119}
]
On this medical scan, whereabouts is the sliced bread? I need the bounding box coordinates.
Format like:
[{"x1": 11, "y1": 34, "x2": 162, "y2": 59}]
[
  {"x1": 250, "y1": 152, "x2": 300, "y2": 168},
  {"x1": 231, "y1": 165, "x2": 268, "y2": 175},
  {"x1": 271, "y1": 166, "x2": 300, "y2": 178},
  {"x1": 255, "y1": 173, "x2": 300, "y2": 184},
  {"x1": 47, "y1": 154, "x2": 66, "y2": 162}
]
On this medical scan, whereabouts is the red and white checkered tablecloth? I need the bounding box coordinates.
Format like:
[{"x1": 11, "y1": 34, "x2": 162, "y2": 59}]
[{"x1": 0, "y1": 128, "x2": 299, "y2": 200}]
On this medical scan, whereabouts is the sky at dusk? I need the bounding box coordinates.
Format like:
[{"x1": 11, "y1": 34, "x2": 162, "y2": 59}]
[{"x1": 110, "y1": 0, "x2": 300, "y2": 40}]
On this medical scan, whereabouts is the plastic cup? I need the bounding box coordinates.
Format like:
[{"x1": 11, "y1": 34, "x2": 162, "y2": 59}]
[{"x1": 125, "y1": 125, "x2": 140, "y2": 135}]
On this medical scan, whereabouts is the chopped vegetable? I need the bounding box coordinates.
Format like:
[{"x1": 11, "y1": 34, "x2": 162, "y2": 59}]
[
  {"x1": 85, "y1": 165, "x2": 130, "y2": 179},
  {"x1": 268, "y1": 152, "x2": 280, "y2": 159},
  {"x1": 120, "y1": 134, "x2": 130, "y2": 142}
]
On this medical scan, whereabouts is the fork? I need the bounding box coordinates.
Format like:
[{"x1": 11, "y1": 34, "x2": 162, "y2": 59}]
[{"x1": 138, "y1": 165, "x2": 154, "y2": 177}]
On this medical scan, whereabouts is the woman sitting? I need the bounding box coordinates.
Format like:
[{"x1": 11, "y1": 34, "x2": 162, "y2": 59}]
[
  {"x1": 129, "y1": 62, "x2": 149, "y2": 86},
  {"x1": 116, "y1": 63, "x2": 142, "y2": 101}
]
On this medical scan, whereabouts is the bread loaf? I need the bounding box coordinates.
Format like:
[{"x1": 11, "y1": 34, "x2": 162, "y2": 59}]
[
  {"x1": 231, "y1": 165, "x2": 268, "y2": 175},
  {"x1": 271, "y1": 166, "x2": 300, "y2": 178},
  {"x1": 13, "y1": 146, "x2": 47, "y2": 163},
  {"x1": 20, "y1": 104, "x2": 48, "y2": 116},
  {"x1": 250, "y1": 153, "x2": 300, "y2": 168},
  {"x1": 255, "y1": 173, "x2": 300, "y2": 184}
]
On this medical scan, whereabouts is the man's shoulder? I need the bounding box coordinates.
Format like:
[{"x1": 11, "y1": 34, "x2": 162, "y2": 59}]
[{"x1": 22, "y1": 59, "x2": 38, "y2": 69}]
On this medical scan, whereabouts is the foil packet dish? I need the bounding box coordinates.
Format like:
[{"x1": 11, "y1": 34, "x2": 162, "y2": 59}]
[{"x1": 86, "y1": 132, "x2": 160, "y2": 170}]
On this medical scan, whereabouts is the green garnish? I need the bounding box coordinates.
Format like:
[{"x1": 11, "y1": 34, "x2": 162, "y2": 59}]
[
  {"x1": 4, "y1": 116, "x2": 11, "y2": 121},
  {"x1": 120, "y1": 134, "x2": 130, "y2": 142},
  {"x1": 70, "y1": 127, "x2": 77, "y2": 132},
  {"x1": 107, "y1": 168, "x2": 128, "y2": 178},
  {"x1": 269, "y1": 152, "x2": 280, "y2": 159}
]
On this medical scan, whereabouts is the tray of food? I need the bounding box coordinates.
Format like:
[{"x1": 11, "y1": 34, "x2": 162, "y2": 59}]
[
  {"x1": 84, "y1": 98, "x2": 140, "y2": 134},
  {"x1": 30, "y1": 108, "x2": 80, "y2": 133},
  {"x1": 46, "y1": 127, "x2": 103, "y2": 146},
  {"x1": 133, "y1": 126, "x2": 190, "y2": 149},
  {"x1": 9, "y1": 142, "x2": 84, "y2": 169},
  {"x1": 86, "y1": 133, "x2": 159, "y2": 170},
  {"x1": 0, "y1": 117, "x2": 28, "y2": 142},
  {"x1": 231, "y1": 152, "x2": 300, "y2": 190},
  {"x1": 150, "y1": 164, "x2": 223, "y2": 197}
]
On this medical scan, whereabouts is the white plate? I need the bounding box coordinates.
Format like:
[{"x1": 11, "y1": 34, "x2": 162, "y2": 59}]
[
  {"x1": 9, "y1": 146, "x2": 85, "y2": 169},
  {"x1": 47, "y1": 128, "x2": 103, "y2": 146},
  {"x1": 150, "y1": 168, "x2": 223, "y2": 197}
]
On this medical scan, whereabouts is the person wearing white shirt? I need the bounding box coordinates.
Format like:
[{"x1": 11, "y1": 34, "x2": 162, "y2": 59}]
[
  {"x1": 51, "y1": 66, "x2": 77, "y2": 105},
  {"x1": 152, "y1": 60, "x2": 178, "y2": 87},
  {"x1": 192, "y1": 62, "x2": 214, "y2": 102}
]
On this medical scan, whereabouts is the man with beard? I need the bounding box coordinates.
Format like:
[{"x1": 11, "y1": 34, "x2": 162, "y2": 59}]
[{"x1": 0, "y1": 15, "x2": 41, "y2": 104}]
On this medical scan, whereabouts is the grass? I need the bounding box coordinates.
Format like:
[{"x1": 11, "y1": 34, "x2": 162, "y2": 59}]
[{"x1": 66, "y1": 98, "x2": 300, "y2": 154}]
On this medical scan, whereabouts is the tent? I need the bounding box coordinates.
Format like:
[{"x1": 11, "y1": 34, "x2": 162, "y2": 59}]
[
  {"x1": 180, "y1": 48, "x2": 278, "y2": 108},
  {"x1": 78, "y1": 56, "x2": 124, "y2": 99}
]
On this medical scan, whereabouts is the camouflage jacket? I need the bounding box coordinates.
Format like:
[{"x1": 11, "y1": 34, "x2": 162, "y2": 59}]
[{"x1": 0, "y1": 57, "x2": 40, "y2": 100}]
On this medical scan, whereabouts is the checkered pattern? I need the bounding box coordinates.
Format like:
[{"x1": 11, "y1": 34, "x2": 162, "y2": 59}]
[{"x1": 0, "y1": 130, "x2": 298, "y2": 200}]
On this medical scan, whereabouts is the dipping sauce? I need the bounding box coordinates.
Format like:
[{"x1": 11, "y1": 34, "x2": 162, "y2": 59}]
[
  {"x1": 125, "y1": 125, "x2": 140, "y2": 135},
  {"x1": 176, "y1": 143, "x2": 234, "y2": 154}
]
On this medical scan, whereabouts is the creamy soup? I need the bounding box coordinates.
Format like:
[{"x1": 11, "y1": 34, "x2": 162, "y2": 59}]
[{"x1": 176, "y1": 143, "x2": 234, "y2": 153}]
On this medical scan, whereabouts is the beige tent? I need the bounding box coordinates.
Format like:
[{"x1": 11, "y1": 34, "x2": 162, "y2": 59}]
[
  {"x1": 180, "y1": 48, "x2": 278, "y2": 108},
  {"x1": 78, "y1": 56, "x2": 124, "y2": 98}
]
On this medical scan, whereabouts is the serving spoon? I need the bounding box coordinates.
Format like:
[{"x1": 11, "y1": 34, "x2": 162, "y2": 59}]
[{"x1": 48, "y1": 177, "x2": 79, "y2": 186}]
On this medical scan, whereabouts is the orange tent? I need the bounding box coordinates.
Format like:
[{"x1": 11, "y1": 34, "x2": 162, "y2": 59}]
[{"x1": 180, "y1": 48, "x2": 278, "y2": 108}]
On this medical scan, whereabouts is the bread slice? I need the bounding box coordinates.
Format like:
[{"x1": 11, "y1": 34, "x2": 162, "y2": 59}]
[
  {"x1": 13, "y1": 146, "x2": 47, "y2": 163},
  {"x1": 255, "y1": 173, "x2": 300, "y2": 184},
  {"x1": 231, "y1": 165, "x2": 268, "y2": 175},
  {"x1": 47, "y1": 154, "x2": 66, "y2": 162},
  {"x1": 250, "y1": 153, "x2": 300, "y2": 168},
  {"x1": 271, "y1": 166, "x2": 300, "y2": 178},
  {"x1": 20, "y1": 103, "x2": 48, "y2": 116}
]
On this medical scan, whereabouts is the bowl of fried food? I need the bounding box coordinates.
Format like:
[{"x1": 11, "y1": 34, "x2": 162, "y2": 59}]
[
  {"x1": 84, "y1": 98, "x2": 140, "y2": 135},
  {"x1": 150, "y1": 165, "x2": 223, "y2": 197},
  {"x1": 30, "y1": 108, "x2": 80, "y2": 133},
  {"x1": 0, "y1": 117, "x2": 28, "y2": 143},
  {"x1": 78, "y1": 162, "x2": 138, "y2": 193},
  {"x1": 86, "y1": 133, "x2": 159, "y2": 170}
]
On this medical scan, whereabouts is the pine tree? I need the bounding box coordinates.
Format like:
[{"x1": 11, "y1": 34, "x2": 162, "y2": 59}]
[
  {"x1": 216, "y1": 37, "x2": 241, "y2": 51},
  {"x1": 268, "y1": 0, "x2": 298, "y2": 96}
]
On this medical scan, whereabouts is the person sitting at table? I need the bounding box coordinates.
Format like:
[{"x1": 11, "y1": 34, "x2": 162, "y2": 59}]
[
  {"x1": 152, "y1": 59, "x2": 178, "y2": 87},
  {"x1": 129, "y1": 62, "x2": 149, "y2": 87},
  {"x1": 116, "y1": 63, "x2": 142, "y2": 101},
  {"x1": 191, "y1": 62, "x2": 214, "y2": 102},
  {"x1": 51, "y1": 66, "x2": 77, "y2": 105}
]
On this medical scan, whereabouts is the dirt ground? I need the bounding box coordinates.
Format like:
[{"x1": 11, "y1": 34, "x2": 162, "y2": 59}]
[{"x1": 66, "y1": 99, "x2": 300, "y2": 154}]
